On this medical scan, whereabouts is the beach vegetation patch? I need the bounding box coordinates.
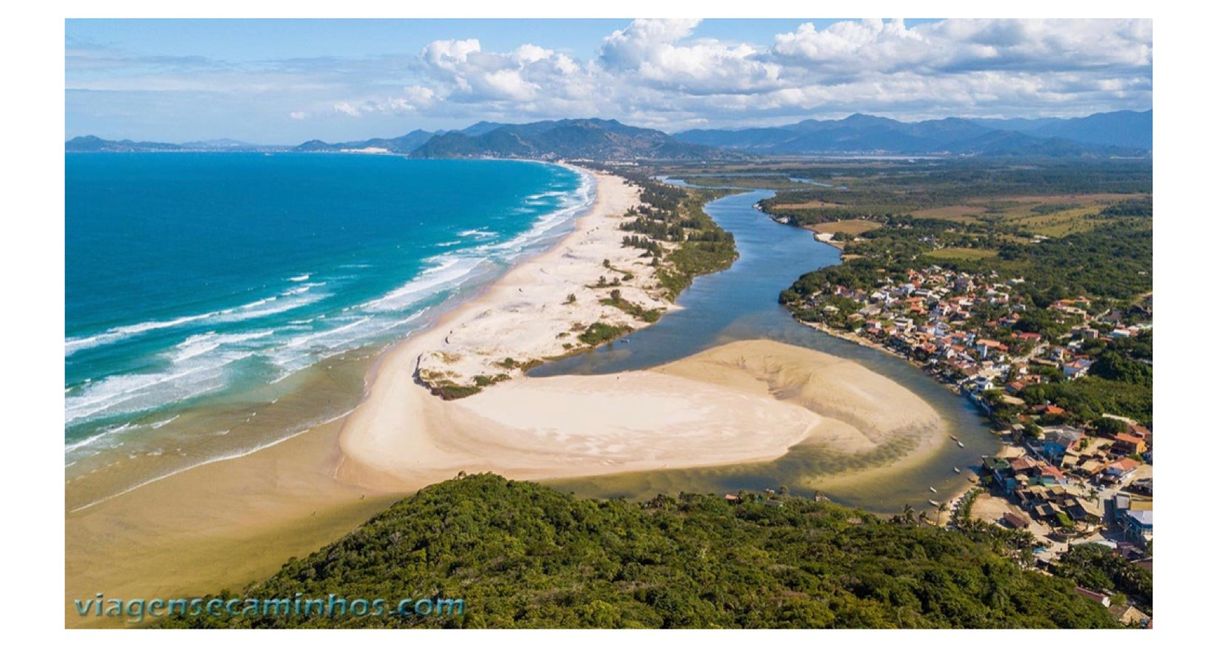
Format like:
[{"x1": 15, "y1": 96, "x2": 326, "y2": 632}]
[{"x1": 578, "y1": 322, "x2": 631, "y2": 346}]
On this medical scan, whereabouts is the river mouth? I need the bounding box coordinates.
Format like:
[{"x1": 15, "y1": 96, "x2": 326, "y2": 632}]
[{"x1": 535, "y1": 187, "x2": 999, "y2": 513}]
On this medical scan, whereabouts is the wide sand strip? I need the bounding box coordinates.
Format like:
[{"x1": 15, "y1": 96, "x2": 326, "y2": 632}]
[
  {"x1": 67, "y1": 167, "x2": 948, "y2": 624},
  {"x1": 413, "y1": 167, "x2": 673, "y2": 392},
  {"x1": 339, "y1": 336, "x2": 946, "y2": 489},
  {"x1": 339, "y1": 168, "x2": 946, "y2": 487}
]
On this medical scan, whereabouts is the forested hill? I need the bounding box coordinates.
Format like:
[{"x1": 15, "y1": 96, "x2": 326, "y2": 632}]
[
  {"x1": 410, "y1": 118, "x2": 736, "y2": 161},
  {"x1": 163, "y1": 474, "x2": 1117, "y2": 628}
]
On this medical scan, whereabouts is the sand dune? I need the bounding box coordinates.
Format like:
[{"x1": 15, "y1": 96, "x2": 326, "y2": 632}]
[
  {"x1": 413, "y1": 167, "x2": 673, "y2": 393},
  {"x1": 338, "y1": 338, "x2": 945, "y2": 489}
]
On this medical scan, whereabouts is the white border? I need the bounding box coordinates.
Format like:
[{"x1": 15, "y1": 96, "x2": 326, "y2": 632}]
[{"x1": 3, "y1": 2, "x2": 1210, "y2": 643}]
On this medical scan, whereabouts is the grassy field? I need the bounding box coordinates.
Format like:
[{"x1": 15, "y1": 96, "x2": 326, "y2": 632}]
[
  {"x1": 924, "y1": 247, "x2": 1000, "y2": 260},
  {"x1": 908, "y1": 204, "x2": 988, "y2": 221},
  {"x1": 772, "y1": 199, "x2": 846, "y2": 210},
  {"x1": 813, "y1": 219, "x2": 883, "y2": 236},
  {"x1": 911, "y1": 193, "x2": 1143, "y2": 237}
]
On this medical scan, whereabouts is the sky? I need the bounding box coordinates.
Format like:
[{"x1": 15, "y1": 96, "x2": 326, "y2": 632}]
[{"x1": 65, "y1": 18, "x2": 1153, "y2": 144}]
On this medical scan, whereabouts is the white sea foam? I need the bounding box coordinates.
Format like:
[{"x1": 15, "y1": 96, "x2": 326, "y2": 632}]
[
  {"x1": 171, "y1": 330, "x2": 274, "y2": 364},
  {"x1": 288, "y1": 273, "x2": 311, "y2": 282},
  {"x1": 457, "y1": 228, "x2": 497, "y2": 240},
  {"x1": 65, "y1": 163, "x2": 593, "y2": 444},
  {"x1": 64, "y1": 349, "x2": 253, "y2": 425},
  {"x1": 362, "y1": 256, "x2": 488, "y2": 312},
  {"x1": 65, "y1": 283, "x2": 328, "y2": 356},
  {"x1": 65, "y1": 422, "x2": 136, "y2": 454}
]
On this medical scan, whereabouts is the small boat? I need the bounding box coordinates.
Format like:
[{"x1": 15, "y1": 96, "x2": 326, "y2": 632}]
[
  {"x1": 950, "y1": 435, "x2": 959, "y2": 441},
  {"x1": 956, "y1": 440, "x2": 965, "y2": 448},
  {"x1": 953, "y1": 466, "x2": 962, "y2": 474},
  {"x1": 928, "y1": 499, "x2": 940, "y2": 506},
  {"x1": 928, "y1": 486, "x2": 938, "y2": 494}
]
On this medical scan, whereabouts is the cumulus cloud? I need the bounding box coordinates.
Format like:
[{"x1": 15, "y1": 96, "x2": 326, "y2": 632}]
[
  {"x1": 599, "y1": 19, "x2": 781, "y2": 94},
  {"x1": 67, "y1": 18, "x2": 1153, "y2": 138},
  {"x1": 335, "y1": 18, "x2": 1149, "y2": 127},
  {"x1": 771, "y1": 19, "x2": 1152, "y2": 76}
]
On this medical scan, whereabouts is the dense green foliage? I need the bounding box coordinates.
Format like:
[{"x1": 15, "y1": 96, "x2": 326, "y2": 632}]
[
  {"x1": 1055, "y1": 544, "x2": 1153, "y2": 607},
  {"x1": 163, "y1": 475, "x2": 1118, "y2": 629},
  {"x1": 409, "y1": 119, "x2": 738, "y2": 161},
  {"x1": 577, "y1": 322, "x2": 632, "y2": 345},
  {"x1": 1020, "y1": 377, "x2": 1152, "y2": 424},
  {"x1": 617, "y1": 174, "x2": 738, "y2": 298}
]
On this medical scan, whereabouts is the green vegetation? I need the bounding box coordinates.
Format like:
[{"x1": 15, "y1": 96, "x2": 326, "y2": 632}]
[
  {"x1": 601, "y1": 290, "x2": 663, "y2": 323},
  {"x1": 1055, "y1": 543, "x2": 1152, "y2": 607},
  {"x1": 616, "y1": 173, "x2": 738, "y2": 299},
  {"x1": 923, "y1": 247, "x2": 1000, "y2": 260},
  {"x1": 162, "y1": 475, "x2": 1118, "y2": 628},
  {"x1": 1020, "y1": 377, "x2": 1152, "y2": 425},
  {"x1": 577, "y1": 322, "x2": 632, "y2": 346},
  {"x1": 430, "y1": 382, "x2": 483, "y2": 400},
  {"x1": 772, "y1": 160, "x2": 1152, "y2": 428}
]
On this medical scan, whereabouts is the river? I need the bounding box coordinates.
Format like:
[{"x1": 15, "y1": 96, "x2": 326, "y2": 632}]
[{"x1": 535, "y1": 183, "x2": 999, "y2": 513}]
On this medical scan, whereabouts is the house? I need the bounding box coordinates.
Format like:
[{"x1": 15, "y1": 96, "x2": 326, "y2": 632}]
[
  {"x1": 1100, "y1": 458, "x2": 1141, "y2": 485},
  {"x1": 1074, "y1": 587, "x2": 1111, "y2": 607},
  {"x1": 1031, "y1": 403, "x2": 1067, "y2": 417},
  {"x1": 1112, "y1": 433, "x2": 1147, "y2": 455},
  {"x1": 1063, "y1": 358, "x2": 1093, "y2": 379},
  {"x1": 1122, "y1": 509, "x2": 1153, "y2": 546},
  {"x1": 1063, "y1": 497, "x2": 1103, "y2": 524},
  {"x1": 1040, "y1": 426, "x2": 1085, "y2": 463},
  {"x1": 1113, "y1": 493, "x2": 1153, "y2": 514},
  {"x1": 1109, "y1": 604, "x2": 1151, "y2": 628},
  {"x1": 1034, "y1": 463, "x2": 1069, "y2": 486},
  {"x1": 1002, "y1": 512, "x2": 1030, "y2": 529}
]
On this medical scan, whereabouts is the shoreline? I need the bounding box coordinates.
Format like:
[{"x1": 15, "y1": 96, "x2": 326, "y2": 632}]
[{"x1": 66, "y1": 167, "x2": 957, "y2": 625}]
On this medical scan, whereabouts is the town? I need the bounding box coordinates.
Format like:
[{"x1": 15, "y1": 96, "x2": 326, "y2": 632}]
[{"x1": 782, "y1": 260, "x2": 1153, "y2": 626}]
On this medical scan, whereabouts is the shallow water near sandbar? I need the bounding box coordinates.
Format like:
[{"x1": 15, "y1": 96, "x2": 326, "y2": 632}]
[{"x1": 536, "y1": 188, "x2": 999, "y2": 513}]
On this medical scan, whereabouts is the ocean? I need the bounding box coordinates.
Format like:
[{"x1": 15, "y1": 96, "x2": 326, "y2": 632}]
[{"x1": 65, "y1": 153, "x2": 591, "y2": 467}]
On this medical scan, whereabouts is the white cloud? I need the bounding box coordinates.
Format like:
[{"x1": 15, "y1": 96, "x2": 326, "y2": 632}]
[
  {"x1": 69, "y1": 19, "x2": 1153, "y2": 137},
  {"x1": 772, "y1": 19, "x2": 1152, "y2": 76},
  {"x1": 332, "y1": 101, "x2": 361, "y2": 117},
  {"x1": 599, "y1": 19, "x2": 781, "y2": 94}
]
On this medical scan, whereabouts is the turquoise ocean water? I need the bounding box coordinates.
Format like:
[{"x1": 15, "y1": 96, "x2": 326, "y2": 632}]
[{"x1": 65, "y1": 154, "x2": 590, "y2": 463}]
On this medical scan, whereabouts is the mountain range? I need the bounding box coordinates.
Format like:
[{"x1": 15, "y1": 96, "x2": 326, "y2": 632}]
[
  {"x1": 409, "y1": 118, "x2": 734, "y2": 161},
  {"x1": 66, "y1": 110, "x2": 1151, "y2": 159},
  {"x1": 673, "y1": 110, "x2": 1151, "y2": 157}
]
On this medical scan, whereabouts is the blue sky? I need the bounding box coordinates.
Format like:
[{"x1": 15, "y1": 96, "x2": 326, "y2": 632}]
[{"x1": 66, "y1": 19, "x2": 1152, "y2": 144}]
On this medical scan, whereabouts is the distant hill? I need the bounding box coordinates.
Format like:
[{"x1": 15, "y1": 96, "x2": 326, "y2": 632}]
[
  {"x1": 292, "y1": 129, "x2": 437, "y2": 154},
  {"x1": 674, "y1": 110, "x2": 1151, "y2": 157},
  {"x1": 68, "y1": 110, "x2": 1150, "y2": 159},
  {"x1": 179, "y1": 138, "x2": 259, "y2": 150},
  {"x1": 411, "y1": 118, "x2": 737, "y2": 161},
  {"x1": 161, "y1": 474, "x2": 1118, "y2": 628},
  {"x1": 1027, "y1": 111, "x2": 1151, "y2": 151},
  {"x1": 65, "y1": 135, "x2": 185, "y2": 152},
  {"x1": 460, "y1": 121, "x2": 508, "y2": 137},
  {"x1": 65, "y1": 135, "x2": 284, "y2": 153}
]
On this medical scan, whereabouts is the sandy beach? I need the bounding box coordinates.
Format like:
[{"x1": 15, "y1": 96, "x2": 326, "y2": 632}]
[
  {"x1": 66, "y1": 166, "x2": 949, "y2": 625},
  {"x1": 412, "y1": 167, "x2": 674, "y2": 394}
]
